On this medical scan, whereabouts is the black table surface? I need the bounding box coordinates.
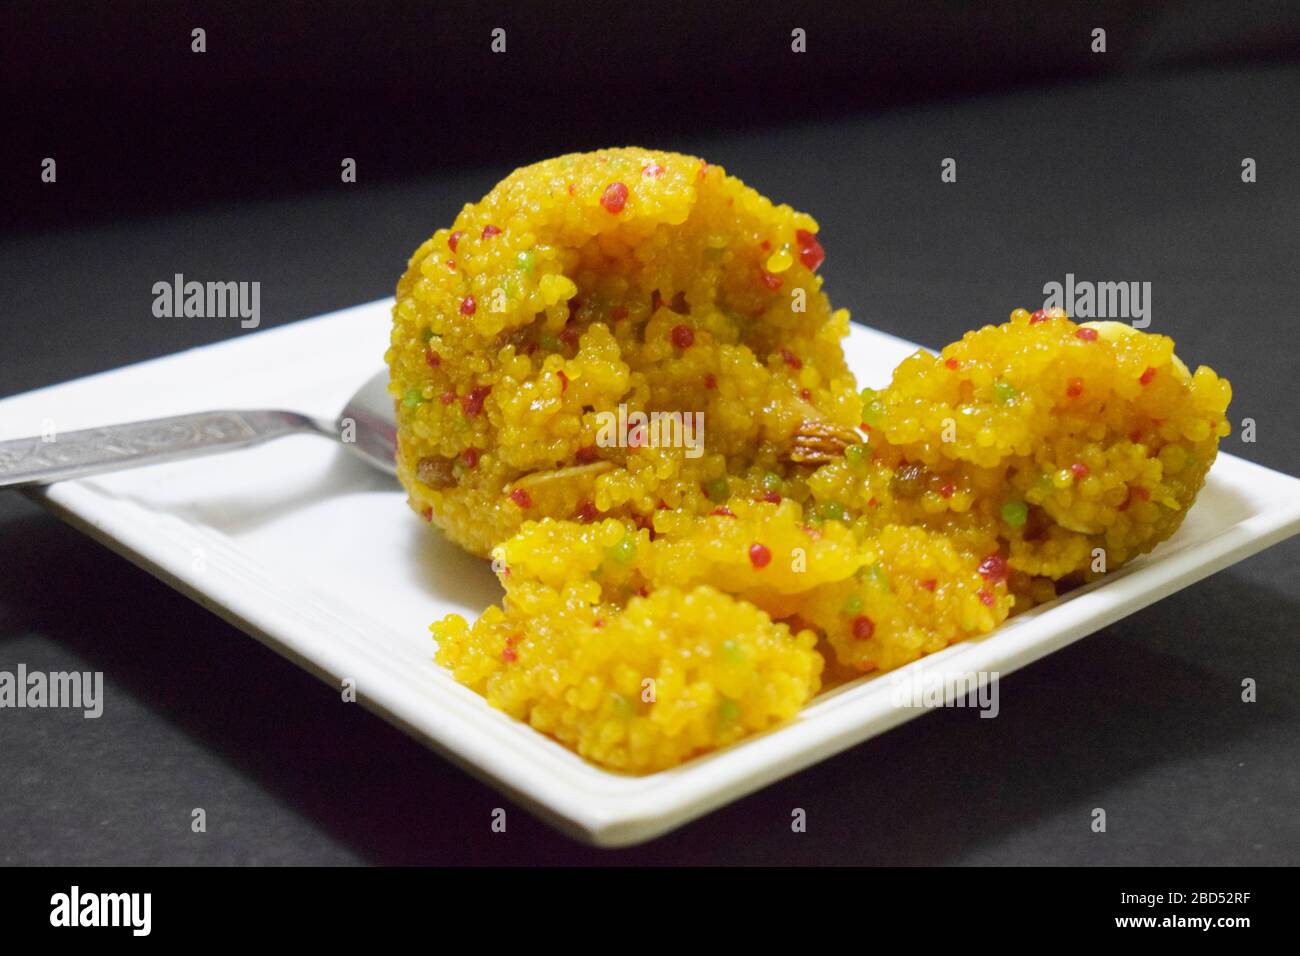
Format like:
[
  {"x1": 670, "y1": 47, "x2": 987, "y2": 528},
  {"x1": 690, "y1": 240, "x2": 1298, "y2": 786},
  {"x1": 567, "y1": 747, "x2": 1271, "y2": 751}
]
[{"x1": 2, "y1": 64, "x2": 1298, "y2": 865}]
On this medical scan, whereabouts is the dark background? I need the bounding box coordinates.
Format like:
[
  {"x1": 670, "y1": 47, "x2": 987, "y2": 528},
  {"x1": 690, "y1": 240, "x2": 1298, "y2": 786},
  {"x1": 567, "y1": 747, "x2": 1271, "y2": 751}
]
[{"x1": 2, "y1": 2, "x2": 1298, "y2": 864}]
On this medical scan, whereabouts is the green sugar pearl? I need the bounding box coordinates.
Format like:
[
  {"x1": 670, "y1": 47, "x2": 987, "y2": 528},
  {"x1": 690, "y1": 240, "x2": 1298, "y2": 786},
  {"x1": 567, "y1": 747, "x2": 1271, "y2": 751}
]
[
  {"x1": 402, "y1": 387, "x2": 425, "y2": 408},
  {"x1": 841, "y1": 593, "x2": 864, "y2": 615},
  {"x1": 516, "y1": 250, "x2": 535, "y2": 275},
  {"x1": 720, "y1": 639, "x2": 747, "y2": 665},
  {"x1": 761, "y1": 472, "x2": 784, "y2": 492},
  {"x1": 1001, "y1": 499, "x2": 1029, "y2": 528},
  {"x1": 844, "y1": 443, "x2": 866, "y2": 466},
  {"x1": 606, "y1": 535, "x2": 637, "y2": 564},
  {"x1": 815, "y1": 500, "x2": 848, "y2": 522},
  {"x1": 862, "y1": 562, "x2": 890, "y2": 592},
  {"x1": 860, "y1": 387, "x2": 884, "y2": 426},
  {"x1": 993, "y1": 379, "x2": 1019, "y2": 405},
  {"x1": 717, "y1": 696, "x2": 740, "y2": 725},
  {"x1": 705, "y1": 478, "x2": 730, "y2": 503}
]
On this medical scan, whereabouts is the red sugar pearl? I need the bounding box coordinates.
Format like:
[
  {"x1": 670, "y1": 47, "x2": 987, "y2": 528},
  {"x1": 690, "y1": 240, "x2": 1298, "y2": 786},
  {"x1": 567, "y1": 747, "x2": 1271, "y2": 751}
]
[
  {"x1": 448, "y1": 231, "x2": 463, "y2": 252},
  {"x1": 461, "y1": 447, "x2": 480, "y2": 469},
  {"x1": 439, "y1": 390, "x2": 456, "y2": 405},
  {"x1": 1075, "y1": 327, "x2": 1099, "y2": 341},
  {"x1": 782, "y1": 349, "x2": 802, "y2": 370},
  {"x1": 945, "y1": 358, "x2": 960, "y2": 370},
  {"x1": 641, "y1": 163, "x2": 664, "y2": 179},
  {"x1": 759, "y1": 269, "x2": 783, "y2": 290},
  {"x1": 920, "y1": 579, "x2": 937, "y2": 592},
  {"x1": 481, "y1": 224, "x2": 501, "y2": 239},
  {"x1": 704, "y1": 373, "x2": 717, "y2": 390},
  {"x1": 1066, "y1": 378, "x2": 1085, "y2": 398},
  {"x1": 800, "y1": 388, "x2": 812, "y2": 401},
  {"x1": 710, "y1": 506, "x2": 736, "y2": 518},
  {"x1": 1070, "y1": 461, "x2": 1090, "y2": 479},
  {"x1": 795, "y1": 228, "x2": 825, "y2": 272},
  {"x1": 1029, "y1": 309, "x2": 1049, "y2": 324},
  {"x1": 600, "y1": 182, "x2": 629, "y2": 214},
  {"x1": 461, "y1": 385, "x2": 491, "y2": 417},
  {"x1": 670, "y1": 324, "x2": 695, "y2": 349},
  {"x1": 939, "y1": 481, "x2": 955, "y2": 499},
  {"x1": 979, "y1": 589, "x2": 995, "y2": 607},
  {"x1": 748, "y1": 543, "x2": 772, "y2": 569},
  {"x1": 425, "y1": 349, "x2": 441, "y2": 368},
  {"x1": 557, "y1": 370, "x2": 569, "y2": 393},
  {"x1": 851, "y1": 615, "x2": 875, "y2": 640},
  {"x1": 1140, "y1": 367, "x2": 1157, "y2": 385},
  {"x1": 575, "y1": 445, "x2": 600, "y2": 464},
  {"x1": 459, "y1": 295, "x2": 476, "y2": 316},
  {"x1": 509, "y1": 488, "x2": 532, "y2": 509},
  {"x1": 611, "y1": 305, "x2": 629, "y2": 321},
  {"x1": 501, "y1": 646, "x2": 517, "y2": 663},
  {"x1": 575, "y1": 500, "x2": 598, "y2": 523},
  {"x1": 761, "y1": 490, "x2": 782, "y2": 504},
  {"x1": 978, "y1": 553, "x2": 1008, "y2": 584}
]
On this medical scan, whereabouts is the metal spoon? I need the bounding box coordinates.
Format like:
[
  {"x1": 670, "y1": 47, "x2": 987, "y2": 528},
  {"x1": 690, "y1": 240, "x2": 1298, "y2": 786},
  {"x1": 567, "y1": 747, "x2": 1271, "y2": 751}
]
[{"x1": 0, "y1": 371, "x2": 397, "y2": 487}]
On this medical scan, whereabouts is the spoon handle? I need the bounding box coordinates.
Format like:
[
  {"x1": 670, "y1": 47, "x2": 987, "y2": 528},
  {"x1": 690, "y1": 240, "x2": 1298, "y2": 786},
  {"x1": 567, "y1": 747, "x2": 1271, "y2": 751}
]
[{"x1": 0, "y1": 410, "x2": 323, "y2": 488}]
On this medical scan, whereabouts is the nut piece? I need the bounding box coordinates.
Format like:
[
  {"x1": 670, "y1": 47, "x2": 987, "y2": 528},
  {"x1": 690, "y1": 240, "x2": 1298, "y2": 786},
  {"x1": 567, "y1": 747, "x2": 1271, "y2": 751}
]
[
  {"x1": 416, "y1": 455, "x2": 457, "y2": 489},
  {"x1": 506, "y1": 460, "x2": 614, "y2": 491},
  {"x1": 787, "y1": 420, "x2": 863, "y2": 464}
]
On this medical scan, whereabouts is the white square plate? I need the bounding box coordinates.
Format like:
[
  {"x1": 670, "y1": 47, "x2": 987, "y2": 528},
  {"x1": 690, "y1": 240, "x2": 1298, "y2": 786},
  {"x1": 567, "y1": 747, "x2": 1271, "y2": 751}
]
[{"x1": 3, "y1": 299, "x2": 1298, "y2": 846}]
